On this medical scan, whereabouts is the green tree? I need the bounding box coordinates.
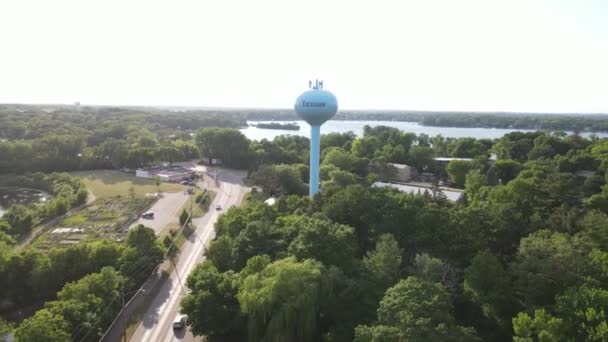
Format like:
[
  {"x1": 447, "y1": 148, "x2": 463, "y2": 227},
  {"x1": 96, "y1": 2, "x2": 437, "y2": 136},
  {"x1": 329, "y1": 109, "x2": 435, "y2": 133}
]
[
  {"x1": 322, "y1": 147, "x2": 356, "y2": 171},
  {"x1": 554, "y1": 286, "x2": 608, "y2": 341},
  {"x1": 512, "y1": 309, "x2": 564, "y2": 342},
  {"x1": 578, "y1": 210, "x2": 608, "y2": 250},
  {"x1": 412, "y1": 253, "x2": 447, "y2": 283},
  {"x1": 408, "y1": 145, "x2": 434, "y2": 172},
  {"x1": 465, "y1": 169, "x2": 486, "y2": 204},
  {"x1": 14, "y1": 309, "x2": 70, "y2": 342},
  {"x1": 47, "y1": 267, "x2": 122, "y2": 341},
  {"x1": 205, "y1": 235, "x2": 235, "y2": 272},
  {"x1": 195, "y1": 128, "x2": 253, "y2": 168},
  {"x1": 237, "y1": 257, "x2": 325, "y2": 342},
  {"x1": 354, "y1": 277, "x2": 479, "y2": 342},
  {"x1": 120, "y1": 224, "x2": 164, "y2": 290},
  {"x1": 362, "y1": 234, "x2": 402, "y2": 289},
  {"x1": 154, "y1": 175, "x2": 161, "y2": 194},
  {"x1": 447, "y1": 160, "x2": 475, "y2": 188},
  {"x1": 181, "y1": 261, "x2": 245, "y2": 341},
  {"x1": 451, "y1": 137, "x2": 489, "y2": 158},
  {"x1": 511, "y1": 230, "x2": 588, "y2": 309},
  {"x1": 464, "y1": 250, "x2": 514, "y2": 326},
  {"x1": 232, "y1": 221, "x2": 282, "y2": 271},
  {"x1": 252, "y1": 164, "x2": 307, "y2": 196},
  {"x1": 0, "y1": 319, "x2": 14, "y2": 342},
  {"x1": 4, "y1": 205, "x2": 34, "y2": 237},
  {"x1": 287, "y1": 217, "x2": 358, "y2": 272},
  {"x1": 351, "y1": 137, "x2": 379, "y2": 159},
  {"x1": 180, "y1": 209, "x2": 191, "y2": 226},
  {"x1": 322, "y1": 169, "x2": 356, "y2": 190},
  {"x1": 492, "y1": 159, "x2": 522, "y2": 184}
]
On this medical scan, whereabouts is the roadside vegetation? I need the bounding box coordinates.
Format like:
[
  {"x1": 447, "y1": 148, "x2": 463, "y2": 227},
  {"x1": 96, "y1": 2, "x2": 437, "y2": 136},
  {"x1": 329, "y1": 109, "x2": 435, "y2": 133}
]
[{"x1": 1, "y1": 224, "x2": 163, "y2": 341}]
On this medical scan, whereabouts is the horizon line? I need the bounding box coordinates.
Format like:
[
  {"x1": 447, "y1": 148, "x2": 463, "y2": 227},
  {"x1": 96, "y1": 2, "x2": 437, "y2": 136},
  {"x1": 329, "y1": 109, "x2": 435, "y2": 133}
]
[{"x1": 1, "y1": 102, "x2": 607, "y2": 116}]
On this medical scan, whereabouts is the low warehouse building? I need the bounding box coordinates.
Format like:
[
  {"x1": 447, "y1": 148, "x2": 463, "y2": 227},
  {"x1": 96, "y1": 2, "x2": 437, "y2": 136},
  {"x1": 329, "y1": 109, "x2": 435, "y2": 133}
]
[{"x1": 372, "y1": 181, "x2": 464, "y2": 202}]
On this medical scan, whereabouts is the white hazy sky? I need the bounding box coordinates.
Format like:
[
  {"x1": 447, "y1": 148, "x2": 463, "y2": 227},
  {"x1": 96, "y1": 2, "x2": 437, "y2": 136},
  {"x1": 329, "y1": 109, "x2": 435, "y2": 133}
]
[{"x1": 1, "y1": 0, "x2": 607, "y2": 112}]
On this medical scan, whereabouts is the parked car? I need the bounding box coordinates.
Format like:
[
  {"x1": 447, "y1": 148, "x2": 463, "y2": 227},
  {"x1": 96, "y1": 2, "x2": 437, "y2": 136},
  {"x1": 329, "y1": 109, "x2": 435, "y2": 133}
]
[
  {"x1": 173, "y1": 314, "x2": 186, "y2": 329},
  {"x1": 142, "y1": 211, "x2": 154, "y2": 219},
  {"x1": 216, "y1": 204, "x2": 222, "y2": 211}
]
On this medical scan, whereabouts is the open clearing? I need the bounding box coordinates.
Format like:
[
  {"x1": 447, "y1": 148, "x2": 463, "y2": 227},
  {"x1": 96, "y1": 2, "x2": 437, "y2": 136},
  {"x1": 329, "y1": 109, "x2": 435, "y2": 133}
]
[
  {"x1": 33, "y1": 197, "x2": 154, "y2": 250},
  {"x1": 70, "y1": 170, "x2": 187, "y2": 198}
]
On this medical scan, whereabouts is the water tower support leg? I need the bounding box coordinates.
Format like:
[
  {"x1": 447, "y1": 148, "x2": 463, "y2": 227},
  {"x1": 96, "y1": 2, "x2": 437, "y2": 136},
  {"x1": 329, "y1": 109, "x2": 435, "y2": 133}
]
[{"x1": 309, "y1": 125, "x2": 321, "y2": 197}]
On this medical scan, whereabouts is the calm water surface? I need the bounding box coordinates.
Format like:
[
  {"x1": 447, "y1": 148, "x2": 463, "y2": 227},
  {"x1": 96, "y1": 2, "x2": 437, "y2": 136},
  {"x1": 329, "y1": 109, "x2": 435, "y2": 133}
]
[
  {"x1": 0, "y1": 187, "x2": 51, "y2": 217},
  {"x1": 241, "y1": 120, "x2": 608, "y2": 141}
]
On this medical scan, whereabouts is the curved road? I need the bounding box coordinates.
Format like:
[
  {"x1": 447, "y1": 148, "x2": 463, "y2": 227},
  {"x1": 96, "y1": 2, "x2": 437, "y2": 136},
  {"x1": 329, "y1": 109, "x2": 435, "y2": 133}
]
[{"x1": 129, "y1": 168, "x2": 248, "y2": 342}]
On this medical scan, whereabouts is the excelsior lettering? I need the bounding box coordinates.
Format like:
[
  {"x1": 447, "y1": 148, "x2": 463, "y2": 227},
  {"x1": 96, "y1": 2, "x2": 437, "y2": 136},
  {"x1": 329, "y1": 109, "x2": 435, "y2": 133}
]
[{"x1": 302, "y1": 101, "x2": 326, "y2": 107}]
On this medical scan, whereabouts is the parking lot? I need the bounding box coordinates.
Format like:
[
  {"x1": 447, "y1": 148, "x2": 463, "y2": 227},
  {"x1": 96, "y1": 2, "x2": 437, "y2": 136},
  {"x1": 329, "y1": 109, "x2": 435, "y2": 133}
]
[{"x1": 129, "y1": 191, "x2": 190, "y2": 234}]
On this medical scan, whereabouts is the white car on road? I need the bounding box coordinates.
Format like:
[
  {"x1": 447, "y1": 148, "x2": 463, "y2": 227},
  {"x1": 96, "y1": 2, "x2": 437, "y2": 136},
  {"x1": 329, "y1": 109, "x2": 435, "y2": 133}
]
[{"x1": 173, "y1": 314, "x2": 186, "y2": 329}]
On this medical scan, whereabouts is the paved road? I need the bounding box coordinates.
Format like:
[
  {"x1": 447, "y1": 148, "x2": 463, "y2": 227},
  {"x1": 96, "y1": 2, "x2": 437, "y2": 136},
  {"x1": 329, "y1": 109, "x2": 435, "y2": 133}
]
[
  {"x1": 129, "y1": 168, "x2": 249, "y2": 342},
  {"x1": 130, "y1": 191, "x2": 190, "y2": 234}
]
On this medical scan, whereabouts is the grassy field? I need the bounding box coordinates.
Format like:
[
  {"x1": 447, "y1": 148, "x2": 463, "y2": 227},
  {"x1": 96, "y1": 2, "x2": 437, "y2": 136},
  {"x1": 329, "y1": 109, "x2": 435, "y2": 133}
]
[{"x1": 71, "y1": 170, "x2": 187, "y2": 198}]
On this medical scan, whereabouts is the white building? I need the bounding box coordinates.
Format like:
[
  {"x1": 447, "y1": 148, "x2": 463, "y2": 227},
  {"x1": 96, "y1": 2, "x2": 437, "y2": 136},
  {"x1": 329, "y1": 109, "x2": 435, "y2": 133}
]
[
  {"x1": 135, "y1": 166, "x2": 193, "y2": 182},
  {"x1": 372, "y1": 181, "x2": 464, "y2": 202}
]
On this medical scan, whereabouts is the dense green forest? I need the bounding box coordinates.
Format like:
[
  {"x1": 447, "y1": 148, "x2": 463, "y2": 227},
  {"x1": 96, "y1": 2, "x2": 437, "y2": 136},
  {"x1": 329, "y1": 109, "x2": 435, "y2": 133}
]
[
  {"x1": 2, "y1": 105, "x2": 608, "y2": 341},
  {"x1": 180, "y1": 127, "x2": 608, "y2": 341},
  {"x1": 0, "y1": 105, "x2": 243, "y2": 173}
]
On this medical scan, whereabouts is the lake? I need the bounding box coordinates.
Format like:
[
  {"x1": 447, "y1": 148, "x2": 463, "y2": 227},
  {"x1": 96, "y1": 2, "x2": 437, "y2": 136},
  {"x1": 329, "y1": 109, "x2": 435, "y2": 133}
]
[
  {"x1": 241, "y1": 120, "x2": 608, "y2": 141},
  {"x1": 0, "y1": 187, "x2": 52, "y2": 217}
]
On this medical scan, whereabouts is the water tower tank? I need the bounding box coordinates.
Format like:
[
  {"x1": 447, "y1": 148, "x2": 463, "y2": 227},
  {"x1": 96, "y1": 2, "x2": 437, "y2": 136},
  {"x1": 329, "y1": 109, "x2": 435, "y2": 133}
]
[{"x1": 294, "y1": 85, "x2": 338, "y2": 125}]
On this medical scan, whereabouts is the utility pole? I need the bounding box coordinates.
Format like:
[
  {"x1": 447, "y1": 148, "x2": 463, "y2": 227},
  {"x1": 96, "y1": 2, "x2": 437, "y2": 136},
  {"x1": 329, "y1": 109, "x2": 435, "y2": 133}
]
[
  {"x1": 121, "y1": 283, "x2": 126, "y2": 342},
  {"x1": 189, "y1": 191, "x2": 193, "y2": 227}
]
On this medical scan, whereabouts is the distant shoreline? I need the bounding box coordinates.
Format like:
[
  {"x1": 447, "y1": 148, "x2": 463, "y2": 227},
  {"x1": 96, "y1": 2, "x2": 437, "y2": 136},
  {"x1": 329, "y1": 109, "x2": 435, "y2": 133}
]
[
  {"x1": 2, "y1": 103, "x2": 607, "y2": 133},
  {"x1": 253, "y1": 122, "x2": 300, "y2": 131}
]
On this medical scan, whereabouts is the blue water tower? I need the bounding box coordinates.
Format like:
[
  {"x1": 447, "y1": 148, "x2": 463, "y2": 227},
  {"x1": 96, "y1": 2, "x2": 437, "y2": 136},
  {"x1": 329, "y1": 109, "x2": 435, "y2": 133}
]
[{"x1": 294, "y1": 80, "x2": 338, "y2": 197}]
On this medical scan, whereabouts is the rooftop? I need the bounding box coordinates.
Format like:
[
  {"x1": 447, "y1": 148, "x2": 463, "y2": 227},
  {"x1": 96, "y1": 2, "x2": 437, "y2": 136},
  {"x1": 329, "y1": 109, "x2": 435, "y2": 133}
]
[
  {"x1": 372, "y1": 182, "x2": 464, "y2": 202},
  {"x1": 434, "y1": 157, "x2": 474, "y2": 162},
  {"x1": 388, "y1": 163, "x2": 412, "y2": 169}
]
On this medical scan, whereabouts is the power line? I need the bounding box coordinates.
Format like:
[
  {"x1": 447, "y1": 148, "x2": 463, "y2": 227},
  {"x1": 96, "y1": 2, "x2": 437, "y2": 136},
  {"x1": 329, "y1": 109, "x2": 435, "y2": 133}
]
[{"x1": 76, "y1": 188, "x2": 211, "y2": 341}]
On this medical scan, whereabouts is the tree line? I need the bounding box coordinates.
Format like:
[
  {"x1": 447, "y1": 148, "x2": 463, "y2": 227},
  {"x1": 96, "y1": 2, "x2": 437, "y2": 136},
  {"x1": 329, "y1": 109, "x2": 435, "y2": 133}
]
[{"x1": 0, "y1": 106, "x2": 243, "y2": 174}]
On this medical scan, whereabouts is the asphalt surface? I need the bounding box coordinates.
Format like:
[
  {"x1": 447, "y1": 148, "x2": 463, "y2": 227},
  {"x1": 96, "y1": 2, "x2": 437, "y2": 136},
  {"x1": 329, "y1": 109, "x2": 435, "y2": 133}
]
[
  {"x1": 130, "y1": 191, "x2": 190, "y2": 234},
  {"x1": 129, "y1": 167, "x2": 249, "y2": 342}
]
